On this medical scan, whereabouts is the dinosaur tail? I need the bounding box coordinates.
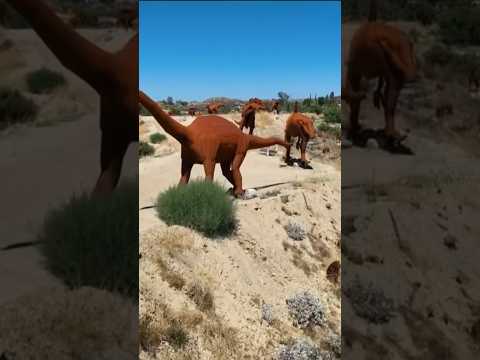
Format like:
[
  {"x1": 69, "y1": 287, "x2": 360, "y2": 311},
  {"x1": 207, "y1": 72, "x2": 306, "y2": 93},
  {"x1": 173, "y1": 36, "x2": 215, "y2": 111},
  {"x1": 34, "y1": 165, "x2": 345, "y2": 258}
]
[
  {"x1": 5, "y1": 0, "x2": 113, "y2": 91},
  {"x1": 247, "y1": 135, "x2": 290, "y2": 150},
  {"x1": 139, "y1": 91, "x2": 189, "y2": 142},
  {"x1": 368, "y1": 0, "x2": 377, "y2": 22}
]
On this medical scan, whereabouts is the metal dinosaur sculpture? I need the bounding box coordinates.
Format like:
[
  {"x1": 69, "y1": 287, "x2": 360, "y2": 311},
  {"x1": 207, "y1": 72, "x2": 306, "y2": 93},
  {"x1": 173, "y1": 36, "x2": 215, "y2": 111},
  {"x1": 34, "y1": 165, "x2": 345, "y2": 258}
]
[
  {"x1": 139, "y1": 90, "x2": 290, "y2": 198},
  {"x1": 236, "y1": 98, "x2": 267, "y2": 135},
  {"x1": 5, "y1": 0, "x2": 138, "y2": 195},
  {"x1": 342, "y1": 0, "x2": 417, "y2": 148},
  {"x1": 207, "y1": 102, "x2": 223, "y2": 114},
  {"x1": 284, "y1": 102, "x2": 317, "y2": 169}
]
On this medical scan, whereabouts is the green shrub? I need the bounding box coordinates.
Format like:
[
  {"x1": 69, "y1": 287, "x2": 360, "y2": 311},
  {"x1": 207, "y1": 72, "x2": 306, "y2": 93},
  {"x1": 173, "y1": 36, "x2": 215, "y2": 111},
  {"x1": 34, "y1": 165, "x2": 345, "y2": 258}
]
[
  {"x1": 165, "y1": 323, "x2": 189, "y2": 349},
  {"x1": 322, "y1": 104, "x2": 341, "y2": 124},
  {"x1": 317, "y1": 122, "x2": 341, "y2": 138},
  {"x1": 26, "y1": 68, "x2": 66, "y2": 94},
  {"x1": 0, "y1": 88, "x2": 37, "y2": 128},
  {"x1": 156, "y1": 180, "x2": 236, "y2": 238},
  {"x1": 149, "y1": 132, "x2": 167, "y2": 144},
  {"x1": 438, "y1": 7, "x2": 480, "y2": 46},
  {"x1": 139, "y1": 104, "x2": 151, "y2": 116},
  {"x1": 139, "y1": 141, "x2": 155, "y2": 157},
  {"x1": 38, "y1": 179, "x2": 138, "y2": 299}
]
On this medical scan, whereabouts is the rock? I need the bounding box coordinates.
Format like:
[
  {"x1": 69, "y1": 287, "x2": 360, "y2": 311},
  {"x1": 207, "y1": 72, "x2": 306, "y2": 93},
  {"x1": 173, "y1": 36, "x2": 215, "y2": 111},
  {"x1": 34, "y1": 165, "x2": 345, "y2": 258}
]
[{"x1": 366, "y1": 138, "x2": 379, "y2": 149}]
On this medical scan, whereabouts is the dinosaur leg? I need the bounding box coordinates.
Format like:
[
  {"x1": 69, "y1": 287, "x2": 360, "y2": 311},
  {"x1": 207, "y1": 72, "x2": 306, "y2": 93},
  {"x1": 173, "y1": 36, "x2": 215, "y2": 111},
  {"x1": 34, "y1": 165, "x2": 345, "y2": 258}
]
[
  {"x1": 383, "y1": 77, "x2": 403, "y2": 140},
  {"x1": 373, "y1": 77, "x2": 384, "y2": 109},
  {"x1": 300, "y1": 138, "x2": 308, "y2": 163},
  {"x1": 203, "y1": 159, "x2": 216, "y2": 181},
  {"x1": 347, "y1": 73, "x2": 363, "y2": 139},
  {"x1": 220, "y1": 162, "x2": 236, "y2": 187},
  {"x1": 284, "y1": 134, "x2": 293, "y2": 164},
  {"x1": 93, "y1": 133, "x2": 129, "y2": 195},
  {"x1": 179, "y1": 159, "x2": 193, "y2": 185},
  {"x1": 231, "y1": 153, "x2": 246, "y2": 196}
]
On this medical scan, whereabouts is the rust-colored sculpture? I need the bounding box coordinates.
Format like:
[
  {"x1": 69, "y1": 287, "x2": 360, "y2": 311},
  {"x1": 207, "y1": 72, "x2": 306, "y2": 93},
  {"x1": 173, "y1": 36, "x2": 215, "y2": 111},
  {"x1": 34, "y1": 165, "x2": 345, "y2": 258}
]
[
  {"x1": 343, "y1": 0, "x2": 417, "y2": 142},
  {"x1": 6, "y1": 0, "x2": 138, "y2": 195},
  {"x1": 139, "y1": 91, "x2": 290, "y2": 197},
  {"x1": 284, "y1": 102, "x2": 317, "y2": 168},
  {"x1": 207, "y1": 102, "x2": 223, "y2": 114},
  {"x1": 271, "y1": 101, "x2": 280, "y2": 114},
  {"x1": 237, "y1": 99, "x2": 267, "y2": 135}
]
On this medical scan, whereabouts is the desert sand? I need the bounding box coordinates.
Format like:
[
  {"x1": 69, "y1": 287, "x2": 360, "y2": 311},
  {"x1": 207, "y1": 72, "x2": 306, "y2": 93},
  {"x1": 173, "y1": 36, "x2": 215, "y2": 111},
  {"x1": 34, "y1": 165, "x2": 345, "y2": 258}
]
[{"x1": 139, "y1": 112, "x2": 341, "y2": 358}]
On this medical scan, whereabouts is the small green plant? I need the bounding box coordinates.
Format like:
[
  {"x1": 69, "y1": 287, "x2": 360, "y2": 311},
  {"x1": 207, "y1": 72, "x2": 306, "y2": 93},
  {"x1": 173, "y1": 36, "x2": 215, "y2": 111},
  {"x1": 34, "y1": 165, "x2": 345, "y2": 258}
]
[
  {"x1": 38, "y1": 179, "x2": 138, "y2": 299},
  {"x1": 165, "y1": 322, "x2": 189, "y2": 349},
  {"x1": 149, "y1": 132, "x2": 167, "y2": 144},
  {"x1": 322, "y1": 104, "x2": 341, "y2": 124},
  {"x1": 187, "y1": 281, "x2": 215, "y2": 312},
  {"x1": 0, "y1": 88, "x2": 37, "y2": 128},
  {"x1": 26, "y1": 68, "x2": 66, "y2": 94},
  {"x1": 155, "y1": 180, "x2": 236, "y2": 238},
  {"x1": 139, "y1": 141, "x2": 155, "y2": 157},
  {"x1": 317, "y1": 121, "x2": 341, "y2": 138}
]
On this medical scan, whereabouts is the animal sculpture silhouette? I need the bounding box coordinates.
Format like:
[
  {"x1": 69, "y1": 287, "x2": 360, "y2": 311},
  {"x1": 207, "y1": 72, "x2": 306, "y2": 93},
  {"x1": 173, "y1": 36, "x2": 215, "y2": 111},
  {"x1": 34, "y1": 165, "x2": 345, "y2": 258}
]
[{"x1": 139, "y1": 90, "x2": 291, "y2": 197}]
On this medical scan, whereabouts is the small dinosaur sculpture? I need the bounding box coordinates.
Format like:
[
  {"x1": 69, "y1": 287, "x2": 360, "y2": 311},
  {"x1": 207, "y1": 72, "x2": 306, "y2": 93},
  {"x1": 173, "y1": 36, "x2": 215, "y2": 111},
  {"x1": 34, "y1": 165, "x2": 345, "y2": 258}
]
[
  {"x1": 188, "y1": 107, "x2": 197, "y2": 116},
  {"x1": 139, "y1": 90, "x2": 290, "y2": 197},
  {"x1": 207, "y1": 102, "x2": 223, "y2": 114},
  {"x1": 343, "y1": 0, "x2": 417, "y2": 143},
  {"x1": 284, "y1": 102, "x2": 317, "y2": 168},
  {"x1": 236, "y1": 99, "x2": 267, "y2": 134},
  {"x1": 271, "y1": 101, "x2": 280, "y2": 114},
  {"x1": 6, "y1": 0, "x2": 138, "y2": 195}
]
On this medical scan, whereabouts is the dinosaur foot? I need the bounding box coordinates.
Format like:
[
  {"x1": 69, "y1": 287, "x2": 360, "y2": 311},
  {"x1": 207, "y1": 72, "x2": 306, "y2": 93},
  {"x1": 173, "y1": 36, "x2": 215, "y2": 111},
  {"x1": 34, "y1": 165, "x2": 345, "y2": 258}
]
[
  {"x1": 284, "y1": 157, "x2": 295, "y2": 166},
  {"x1": 227, "y1": 188, "x2": 258, "y2": 200},
  {"x1": 352, "y1": 128, "x2": 414, "y2": 155},
  {"x1": 299, "y1": 160, "x2": 313, "y2": 170}
]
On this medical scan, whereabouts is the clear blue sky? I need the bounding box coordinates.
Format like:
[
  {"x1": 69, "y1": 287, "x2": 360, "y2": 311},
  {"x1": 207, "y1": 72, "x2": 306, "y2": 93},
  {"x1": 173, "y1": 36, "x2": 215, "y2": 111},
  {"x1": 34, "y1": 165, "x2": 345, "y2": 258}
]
[{"x1": 140, "y1": 1, "x2": 341, "y2": 101}]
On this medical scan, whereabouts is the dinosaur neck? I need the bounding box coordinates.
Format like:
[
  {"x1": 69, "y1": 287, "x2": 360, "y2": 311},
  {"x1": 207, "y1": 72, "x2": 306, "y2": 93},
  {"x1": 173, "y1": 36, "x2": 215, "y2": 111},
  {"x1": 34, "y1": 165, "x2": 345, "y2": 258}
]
[
  {"x1": 139, "y1": 92, "x2": 189, "y2": 143},
  {"x1": 247, "y1": 135, "x2": 288, "y2": 150},
  {"x1": 5, "y1": 0, "x2": 112, "y2": 90}
]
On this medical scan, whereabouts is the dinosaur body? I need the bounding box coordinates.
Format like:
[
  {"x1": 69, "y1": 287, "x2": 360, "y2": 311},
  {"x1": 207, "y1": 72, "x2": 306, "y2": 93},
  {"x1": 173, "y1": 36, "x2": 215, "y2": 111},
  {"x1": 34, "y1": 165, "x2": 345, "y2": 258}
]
[
  {"x1": 237, "y1": 99, "x2": 266, "y2": 135},
  {"x1": 139, "y1": 91, "x2": 290, "y2": 197},
  {"x1": 343, "y1": 0, "x2": 417, "y2": 141},
  {"x1": 284, "y1": 103, "x2": 317, "y2": 167},
  {"x1": 207, "y1": 102, "x2": 223, "y2": 114},
  {"x1": 6, "y1": 0, "x2": 138, "y2": 195}
]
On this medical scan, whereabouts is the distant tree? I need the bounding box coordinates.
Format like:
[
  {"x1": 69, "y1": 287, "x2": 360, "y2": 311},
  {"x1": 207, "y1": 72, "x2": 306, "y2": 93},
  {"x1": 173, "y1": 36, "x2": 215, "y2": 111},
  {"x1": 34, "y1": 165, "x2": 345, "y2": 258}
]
[
  {"x1": 166, "y1": 96, "x2": 174, "y2": 105},
  {"x1": 278, "y1": 92, "x2": 289, "y2": 103}
]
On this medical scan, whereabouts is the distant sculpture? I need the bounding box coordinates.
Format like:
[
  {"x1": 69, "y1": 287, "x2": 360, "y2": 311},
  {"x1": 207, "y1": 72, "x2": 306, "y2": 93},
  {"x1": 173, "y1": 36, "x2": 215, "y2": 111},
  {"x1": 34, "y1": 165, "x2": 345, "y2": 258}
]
[
  {"x1": 139, "y1": 91, "x2": 290, "y2": 198},
  {"x1": 207, "y1": 102, "x2": 223, "y2": 114},
  {"x1": 284, "y1": 102, "x2": 317, "y2": 168},
  {"x1": 236, "y1": 98, "x2": 267, "y2": 135},
  {"x1": 342, "y1": 0, "x2": 417, "y2": 144}
]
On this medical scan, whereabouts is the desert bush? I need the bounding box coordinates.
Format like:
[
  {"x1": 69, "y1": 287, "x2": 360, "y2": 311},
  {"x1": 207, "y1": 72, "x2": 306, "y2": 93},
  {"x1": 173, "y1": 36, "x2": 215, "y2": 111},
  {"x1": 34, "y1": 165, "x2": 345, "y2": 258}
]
[
  {"x1": 285, "y1": 222, "x2": 306, "y2": 241},
  {"x1": 139, "y1": 104, "x2": 151, "y2": 116},
  {"x1": 149, "y1": 132, "x2": 167, "y2": 144},
  {"x1": 38, "y1": 179, "x2": 138, "y2": 299},
  {"x1": 155, "y1": 180, "x2": 236, "y2": 238},
  {"x1": 424, "y1": 44, "x2": 452, "y2": 67},
  {"x1": 165, "y1": 322, "x2": 189, "y2": 350},
  {"x1": 187, "y1": 282, "x2": 215, "y2": 312},
  {"x1": 139, "y1": 141, "x2": 154, "y2": 157},
  {"x1": 344, "y1": 277, "x2": 395, "y2": 324},
  {"x1": 277, "y1": 338, "x2": 323, "y2": 360},
  {"x1": 438, "y1": 6, "x2": 480, "y2": 46},
  {"x1": 0, "y1": 88, "x2": 37, "y2": 128},
  {"x1": 261, "y1": 303, "x2": 275, "y2": 325},
  {"x1": 139, "y1": 313, "x2": 162, "y2": 352},
  {"x1": 286, "y1": 292, "x2": 326, "y2": 329},
  {"x1": 317, "y1": 122, "x2": 341, "y2": 138},
  {"x1": 26, "y1": 68, "x2": 66, "y2": 94},
  {"x1": 322, "y1": 104, "x2": 341, "y2": 124}
]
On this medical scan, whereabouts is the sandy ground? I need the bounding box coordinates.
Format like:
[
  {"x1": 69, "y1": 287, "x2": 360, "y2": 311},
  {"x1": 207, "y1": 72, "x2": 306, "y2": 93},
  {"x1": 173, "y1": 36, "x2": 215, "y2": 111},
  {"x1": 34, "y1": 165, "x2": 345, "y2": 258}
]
[
  {"x1": 341, "y1": 21, "x2": 480, "y2": 359},
  {"x1": 0, "y1": 28, "x2": 137, "y2": 356},
  {"x1": 139, "y1": 113, "x2": 341, "y2": 358}
]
